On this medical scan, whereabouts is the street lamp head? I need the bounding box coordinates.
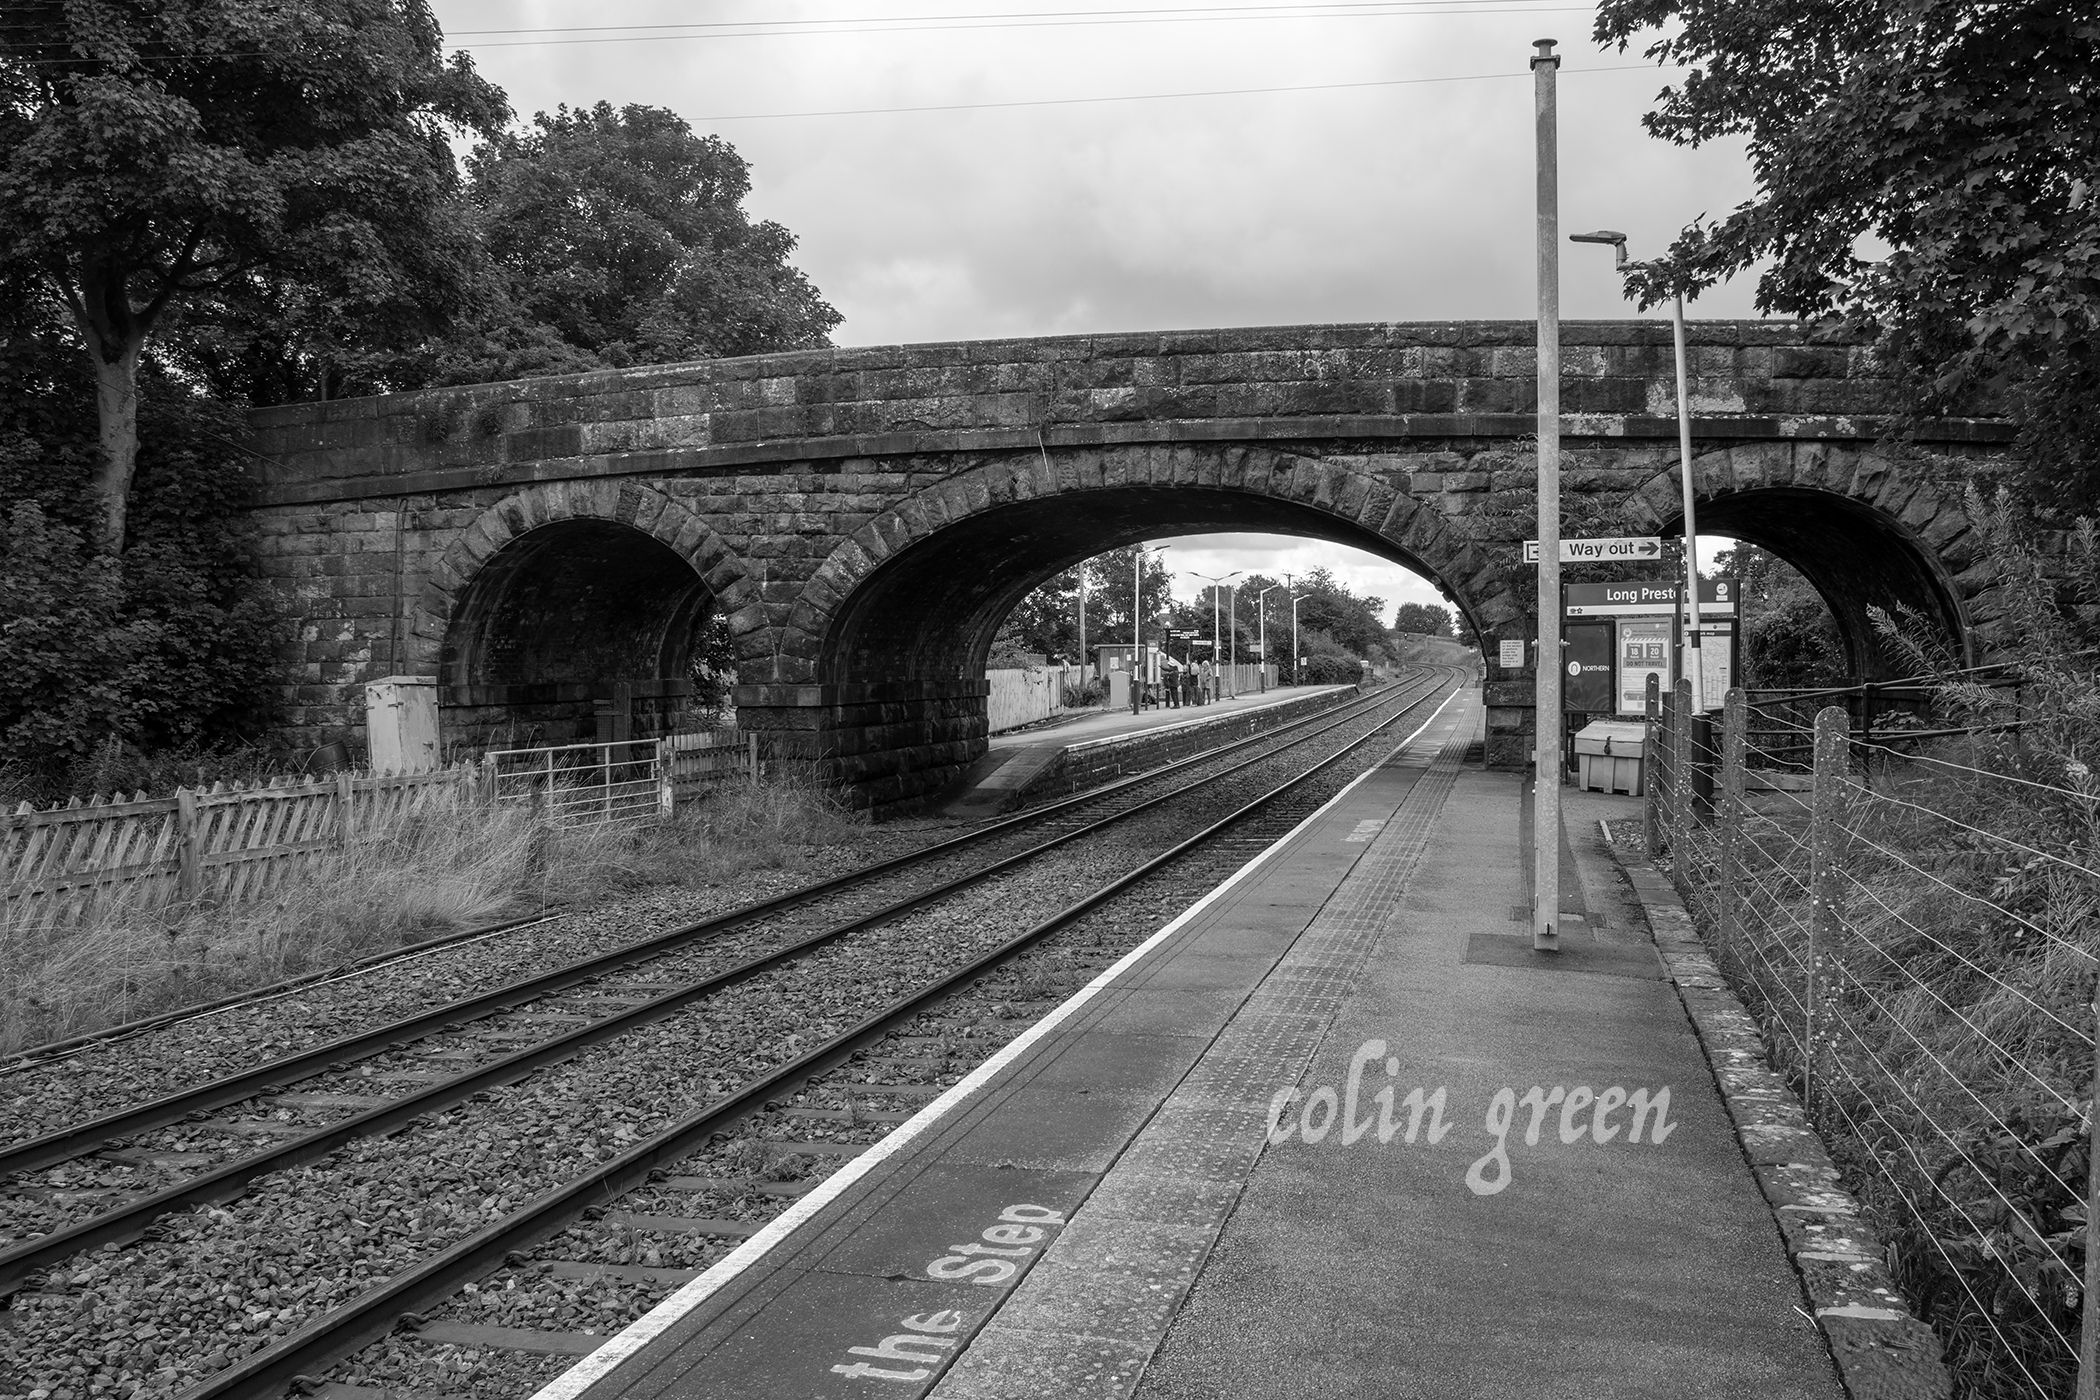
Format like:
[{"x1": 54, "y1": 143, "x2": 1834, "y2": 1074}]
[{"x1": 1570, "y1": 230, "x2": 1629, "y2": 271}]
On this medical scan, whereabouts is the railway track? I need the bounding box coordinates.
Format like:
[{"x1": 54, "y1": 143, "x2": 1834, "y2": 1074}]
[{"x1": 0, "y1": 670, "x2": 1464, "y2": 1400}]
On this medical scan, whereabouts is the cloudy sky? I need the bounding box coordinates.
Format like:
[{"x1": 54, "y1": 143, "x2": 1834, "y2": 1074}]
[{"x1": 432, "y1": 0, "x2": 1759, "y2": 619}]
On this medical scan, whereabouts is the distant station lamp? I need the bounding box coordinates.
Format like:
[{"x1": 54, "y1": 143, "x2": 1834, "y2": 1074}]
[
  {"x1": 1135, "y1": 543, "x2": 1169, "y2": 708},
  {"x1": 1256, "y1": 583, "x2": 1281, "y2": 691},
  {"x1": 1570, "y1": 228, "x2": 1707, "y2": 711},
  {"x1": 1290, "y1": 589, "x2": 1306, "y2": 681},
  {"x1": 1192, "y1": 569, "x2": 1240, "y2": 701}
]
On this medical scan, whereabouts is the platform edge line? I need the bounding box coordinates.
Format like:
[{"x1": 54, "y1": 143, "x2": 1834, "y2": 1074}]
[{"x1": 527, "y1": 685, "x2": 1461, "y2": 1400}]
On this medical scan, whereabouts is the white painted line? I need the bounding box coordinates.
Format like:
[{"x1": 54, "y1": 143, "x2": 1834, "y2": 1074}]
[{"x1": 529, "y1": 686, "x2": 1462, "y2": 1400}]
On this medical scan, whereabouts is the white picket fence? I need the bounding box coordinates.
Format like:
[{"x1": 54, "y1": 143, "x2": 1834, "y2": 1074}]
[{"x1": 1, "y1": 729, "x2": 757, "y2": 934}]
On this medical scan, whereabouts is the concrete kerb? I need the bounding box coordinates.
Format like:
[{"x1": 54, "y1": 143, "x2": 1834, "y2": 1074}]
[{"x1": 1599, "y1": 819, "x2": 1953, "y2": 1400}]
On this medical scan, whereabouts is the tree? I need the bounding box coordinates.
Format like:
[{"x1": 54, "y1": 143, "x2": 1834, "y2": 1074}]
[
  {"x1": 992, "y1": 569, "x2": 1082, "y2": 663},
  {"x1": 1292, "y1": 568, "x2": 1388, "y2": 657},
  {"x1": 428, "y1": 102, "x2": 841, "y2": 382},
  {"x1": 0, "y1": 0, "x2": 509, "y2": 551},
  {"x1": 1393, "y1": 602, "x2": 1454, "y2": 637},
  {"x1": 1709, "y1": 542, "x2": 1848, "y2": 689},
  {"x1": 1593, "y1": 1, "x2": 2100, "y2": 505},
  {"x1": 1084, "y1": 546, "x2": 1175, "y2": 648}
]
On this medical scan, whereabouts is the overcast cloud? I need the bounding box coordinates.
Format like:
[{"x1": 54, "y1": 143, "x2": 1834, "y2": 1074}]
[{"x1": 432, "y1": 0, "x2": 1758, "y2": 620}]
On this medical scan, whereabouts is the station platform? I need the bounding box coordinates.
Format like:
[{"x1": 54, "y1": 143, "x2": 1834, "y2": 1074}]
[
  {"x1": 542, "y1": 687, "x2": 1841, "y2": 1400},
  {"x1": 939, "y1": 684, "x2": 1354, "y2": 819}
]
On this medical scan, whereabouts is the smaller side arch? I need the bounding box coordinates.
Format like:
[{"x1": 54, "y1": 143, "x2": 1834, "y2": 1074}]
[
  {"x1": 405, "y1": 480, "x2": 754, "y2": 675},
  {"x1": 1620, "y1": 441, "x2": 1980, "y2": 678},
  {"x1": 407, "y1": 481, "x2": 755, "y2": 746}
]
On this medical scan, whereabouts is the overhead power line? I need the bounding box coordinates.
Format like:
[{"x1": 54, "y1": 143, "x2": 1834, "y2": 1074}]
[
  {"x1": 688, "y1": 63, "x2": 1662, "y2": 121},
  {"x1": 446, "y1": 0, "x2": 1593, "y2": 47}
]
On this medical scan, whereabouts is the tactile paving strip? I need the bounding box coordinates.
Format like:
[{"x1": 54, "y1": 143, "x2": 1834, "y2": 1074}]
[{"x1": 928, "y1": 696, "x2": 1482, "y2": 1400}]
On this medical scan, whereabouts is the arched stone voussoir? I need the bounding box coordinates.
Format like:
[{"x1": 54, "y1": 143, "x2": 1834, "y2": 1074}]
[
  {"x1": 781, "y1": 445, "x2": 1521, "y2": 674},
  {"x1": 410, "y1": 481, "x2": 755, "y2": 663}
]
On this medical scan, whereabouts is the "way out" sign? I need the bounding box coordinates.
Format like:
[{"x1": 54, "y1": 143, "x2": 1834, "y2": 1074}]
[{"x1": 1522, "y1": 536, "x2": 1663, "y2": 565}]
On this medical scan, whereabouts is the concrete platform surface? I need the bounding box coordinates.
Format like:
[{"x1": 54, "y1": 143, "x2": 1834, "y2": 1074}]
[
  {"x1": 545, "y1": 687, "x2": 1840, "y2": 1400},
  {"x1": 985, "y1": 685, "x2": 1353, "y2": 753}
]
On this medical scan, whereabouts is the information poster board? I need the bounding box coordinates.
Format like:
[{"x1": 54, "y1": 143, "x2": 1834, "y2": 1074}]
[
  {"x1": 1696, "y1": 623, "x2": 1733, "y2": 711},
  {"x1": 1616, "y1": 619, "x2": 1672, "y2": 715},
  {"x1": 1564, "y1": 622, "x2": 1615, "y2": 711}
]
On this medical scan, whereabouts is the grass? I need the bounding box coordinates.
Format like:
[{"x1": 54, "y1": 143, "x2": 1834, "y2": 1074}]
[
  {"x1": 1679, "y1": 733, "x2": 2100, "y2": 1400},
  {"x1": 0, "y1": 775, "x2": 872, "y2": 1057}
]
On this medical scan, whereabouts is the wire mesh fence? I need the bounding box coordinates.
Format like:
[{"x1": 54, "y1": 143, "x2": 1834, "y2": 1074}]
[{"x1": 1648, "y1": 680, "x2": 2100, "y2": 1399}]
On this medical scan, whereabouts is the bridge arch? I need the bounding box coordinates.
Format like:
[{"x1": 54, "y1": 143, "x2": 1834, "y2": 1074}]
[
  {"x1": 1618, "y1": 443, "x2": 1983, "y2": 678},
  {"x1": 741, "y1": 444, "x2": 1519, "y2": 810},
  {"x1": 416, "y1": 481, "x2": 754, "y2": 745}
]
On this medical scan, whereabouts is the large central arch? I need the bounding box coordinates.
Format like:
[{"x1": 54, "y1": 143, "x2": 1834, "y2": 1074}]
[{"x1": 738, "y1": 443, "x2": 1520, "y2": 812}]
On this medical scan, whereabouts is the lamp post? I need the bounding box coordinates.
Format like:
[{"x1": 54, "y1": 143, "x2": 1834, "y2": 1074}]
[
  {"x1": 1291, "y1": 591, "x2": 1305, "y2": 683},
  {"x1": 1133, "y1": 543, "x2": 1170, "y2": 712},
  {"x1": 1257, "y1": 584, "x2": 1280, "y2": 693},
  {"x1": 1192, "y1": 569, "x2": 1239, "y2": 704},
  {"x1": 1570, "y1": 228, "x2": 1705, "y2": 712},
  {"x1": 1077, "y1": 566, "x2": 1087, "y2": 680}
]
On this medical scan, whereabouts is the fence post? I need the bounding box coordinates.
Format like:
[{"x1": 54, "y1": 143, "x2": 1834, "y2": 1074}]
[
  {"x1": 1670, "y1": 678, "x2": 1694, "y2": 890},
  {"x1": 1716, "y1": 688, "x2": 1746, "y2": 967},
  {"x1": 747, "y1": 731, "x2": 760, "y2": 784},
  {"x1": 1806, "y1": 705, "x2": 1849, "y2": 1121},
  {"x1": 2080, "y1": 987, "x2": 2100, "y2": 1400},
  {"x1": 334, "y1": 770, "x2": 355, "y2": 848},
  {"x1": 1643, "y1": 672, "x2": 1662, "y2": 855},
  {"x1": 657, "y1": 737, "x2": 674, "y2": 819},
  {"x1": 175, "y1": 786, "x2": 201, "y2": 902}
]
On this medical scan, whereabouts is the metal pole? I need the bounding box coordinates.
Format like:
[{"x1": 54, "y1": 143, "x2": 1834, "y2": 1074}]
[
  {"x1": 1673, "y1": 291, "x2": 1706, "y2": 712},
  {"x1": 1078, "y1": 568, "x2": 1087, "y2": 677},
  {"x1": 1292, "y1": 593, "x2": 1302, "y2": 682},
  {"x1": 1227, "y1": 583, "x2": 1237, "y2": 697},
  {"x1": 1213, "y1": 584, "x2": 1221, "y2": 702},
  {"x1": 1531, "y1": 36, "x2": 1563, "y2": 953},
  {"x1": 1258, "y1": 585, "x2": 1274, "y2": 692},
  {"x1": 1133, "y1": 546, "x2": 1142, "y2": 712}
]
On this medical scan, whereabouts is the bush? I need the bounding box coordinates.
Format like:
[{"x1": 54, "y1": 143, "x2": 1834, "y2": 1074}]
[{"x1": 1299, "y1": 655, "x2": 1364, "y2": 685}]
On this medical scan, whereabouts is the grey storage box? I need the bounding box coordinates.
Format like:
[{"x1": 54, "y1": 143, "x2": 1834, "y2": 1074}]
[{"x1": 1574, "y1": 720, "x2": 1646, "y2": 795}]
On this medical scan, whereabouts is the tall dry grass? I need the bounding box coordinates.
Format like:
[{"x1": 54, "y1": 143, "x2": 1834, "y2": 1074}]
[{"x1": 0, "y1": 775, "x2": 868, "y2": 1056}]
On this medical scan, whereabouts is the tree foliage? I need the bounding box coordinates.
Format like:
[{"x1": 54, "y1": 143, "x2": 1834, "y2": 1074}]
[
  {"x1": 0, "y1": 0, "x2": 509, "y2": 548},
  {"x1": 0, "y1": 319, "x2": 284, "y2": 779},
  {"x1": 1393, "y1": 601, "x2": 1454, "y2": 637},
  {"x1": 1594, "y1": 1, "x2": 2100, "y2": 506},
  {"x1": 420, "y1": 102, "x2": 842, "y2": 385}
]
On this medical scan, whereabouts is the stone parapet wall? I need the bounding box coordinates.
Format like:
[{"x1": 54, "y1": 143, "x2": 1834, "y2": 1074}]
[{"x1": 247, "y1": 321, "x2": 2007, "y2": 508}]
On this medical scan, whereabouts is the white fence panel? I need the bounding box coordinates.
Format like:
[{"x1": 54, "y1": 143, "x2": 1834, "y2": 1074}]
[{"x1": 987, "y1": 666, "x2": 1075, "y2": 733}]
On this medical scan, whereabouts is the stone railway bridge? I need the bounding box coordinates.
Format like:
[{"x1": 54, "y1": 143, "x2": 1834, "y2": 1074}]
[{"x1": 246, "y1": 321, "x2": 2011, "y2": 814}]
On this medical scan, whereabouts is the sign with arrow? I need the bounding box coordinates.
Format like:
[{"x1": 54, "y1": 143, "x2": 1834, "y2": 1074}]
[{"x1": 1523, "y1": 536, "x2": 1663, "y2": 565}]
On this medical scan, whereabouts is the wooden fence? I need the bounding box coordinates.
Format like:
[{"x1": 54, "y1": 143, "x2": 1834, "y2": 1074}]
[{"x1": 1, "y1": 729, "x2": 758, "y2": 935}]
